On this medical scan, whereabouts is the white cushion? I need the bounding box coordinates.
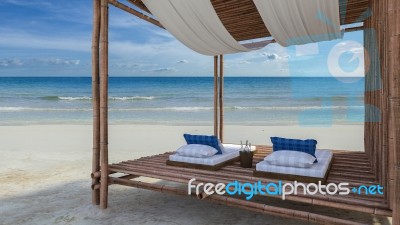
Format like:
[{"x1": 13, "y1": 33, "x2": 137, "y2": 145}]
[
  {"x1": 265, "y1": 150, "x2": 316, "y2": 168},
  {"x1": 256, "y1": 149, "x2": 333, "y2": 178},
  {"x1": 169, "y1": 143, "x2": 254, "y2": 166},
  {"x1": 176, "y1": 144, "x2": 217, "y2": 158}
]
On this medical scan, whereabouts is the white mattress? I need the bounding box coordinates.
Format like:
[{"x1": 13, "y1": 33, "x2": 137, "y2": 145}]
[
  {"x1": 255, "y1": 149, "x2": 333, "y2": 178},
  {"x1": 169, "y1": 144, "x2": 256, "y2": 166}
]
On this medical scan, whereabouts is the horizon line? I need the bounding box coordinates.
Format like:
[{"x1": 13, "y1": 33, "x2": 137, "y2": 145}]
[{"x1": 0, "y1": 76, "x2": 366, "y2": 78}]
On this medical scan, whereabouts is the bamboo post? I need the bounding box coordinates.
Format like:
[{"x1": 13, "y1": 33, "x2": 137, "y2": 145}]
[
  {"x1": 363, "y1": 1, "x2": 394, "y2": 210},
  {"x1": 387, "y1": 0, "x2": 400, "y2": 223},
  {"x1": 219, "y1": 55, "x2": 224, "y2": 142},
  {"x1": 391, "y1": 98, "x2": 400, "y2": 224},
  {"x1": 214, "y1": 56, "x2": 219, "y2": 137},
  {"x1": 99, "y1": 0, "x2": 109, "y2": 209},
  {"x1": 91, "y1": 0, "x2": 101, "y2": 206}
]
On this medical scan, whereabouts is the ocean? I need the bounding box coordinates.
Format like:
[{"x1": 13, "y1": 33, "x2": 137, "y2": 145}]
[{"x1": 0, "y1": 77, "x2": 365, "y2": 125}]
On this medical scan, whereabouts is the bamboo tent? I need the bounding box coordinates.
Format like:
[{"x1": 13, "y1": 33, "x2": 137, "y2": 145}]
[{"x1": 91, "y1": 0, "x2": 400, "y2": 224}]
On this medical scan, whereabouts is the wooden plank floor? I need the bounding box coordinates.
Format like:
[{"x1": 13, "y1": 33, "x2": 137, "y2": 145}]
[{"x1": 109, "y1": 145, "x2": 391, "y2": 216}]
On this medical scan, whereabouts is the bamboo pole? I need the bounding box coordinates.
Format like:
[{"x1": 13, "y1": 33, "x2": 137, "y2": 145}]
[
  {"x1": 197, "y1": 191, "x2": 211, "y2": 200},
  {"x1": 108, "y1": 0, "x2": 164, "y2": 29},
  {"x1": 91, "y1": 0, "x2": 101, "y2": 206},
  {"x1": 219, "y1": 55, "x2": 224, "y2": 142},
  {"x1": 99, "y1": 0, "x2": 109, "y2": 209},
  {"x1": 126, "y1": 0, "x2": 151, "y2": 14},
  {"x1": 91, "y1": 171, "x2": 101, "y2": 179},
  {"x1": 214, "y1": 56, "x2": 219, "y2": 137},
  {"x1": 387, "y1": 0, "x2": 400, "y2": 223},
  {"x1": 390, "y1": 98, "x2": 400, "y2": 224}
]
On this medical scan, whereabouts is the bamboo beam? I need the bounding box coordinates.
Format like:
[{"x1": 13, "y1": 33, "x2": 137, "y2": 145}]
[
  {"x1": 197, "y1": 191, "x2": 211, "y2": 200},
  {"x1": 91, "y1": 0, "x2": 101, "y2": 206},
  {"x1": 343, "y1": 25, "x2": 365, "y2": 33},
  {"x1": 219, "y1": 55, "x2": 224, "y2": 142},
  {"x1": 108, "y1": 0, "x2": 164, "y2": 29},
  {"x1": 214, "y1": 56, "x2": 219, "y2": 137},
  {"x1": 126, "y1": 0, "x2": 151, "y2": 14},
  {"x1": 387, "y1": 0, "x2": 400, "y2": 223},
  {"x1": 99, "y1": 0, "x2": 109, "y2": 209},
  {"x1": 91, "y1": 171, "x2": 101, "y2": 179}
]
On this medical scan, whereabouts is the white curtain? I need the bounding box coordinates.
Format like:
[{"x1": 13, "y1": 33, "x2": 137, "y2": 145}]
[
  {"x1": 253, "y1": 0, "x2": 343, "y2": 47},
  {"x1": 142, "y1": 0, "x2": 267, "y2": 56}
]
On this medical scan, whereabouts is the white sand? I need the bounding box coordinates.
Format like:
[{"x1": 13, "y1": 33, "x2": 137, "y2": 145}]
[{"x1": 0, "y1": 125, "x2": 391, "y2": 225}]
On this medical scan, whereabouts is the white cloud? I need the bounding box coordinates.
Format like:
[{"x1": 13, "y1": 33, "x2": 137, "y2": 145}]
[
  {"x1": 236, "y1": 60, "x2": 251, "y2": 64},
  {"x1": 38, "y1": 58, "x2": 80, "y2": 65},
  {"x1": 220, "y1": 43, "x2": 291, "y2": 76},
  {"x1": 262, "y1": 53, "x2": 280, "y2": 61},
  {"x1": 0, "y1": 57, "x2": 81, "y2": 67},
  {"x1": 151, "y1": 67, "x2": 176, "y2": 73},
  {"x1": 0, "y1": 58, "x2": 23, "y2": 67},
  {"x1": 177, "y1": 60, "x2": 189, "y2": 64},
  {"x1": 111, "y1": 62, "x2": 156, "y2": 68}
]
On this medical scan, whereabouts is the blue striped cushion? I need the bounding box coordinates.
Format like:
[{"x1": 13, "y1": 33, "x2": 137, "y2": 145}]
[
  {"x1": 271, "y1": 137, "x2": 318, "y2": 162},
  {"x1": 183, "y1": 134, "x2": 223, "y2": 154}
]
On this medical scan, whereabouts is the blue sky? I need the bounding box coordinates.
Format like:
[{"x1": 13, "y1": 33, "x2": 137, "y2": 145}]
[{"x1": 0, "y1": 0, "x2": 365, "y2": 77}]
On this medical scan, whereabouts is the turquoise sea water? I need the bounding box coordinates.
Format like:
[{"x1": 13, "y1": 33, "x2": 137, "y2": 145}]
[{"x1": 0, "y1": 77, "x2": 364, "y2": 125}]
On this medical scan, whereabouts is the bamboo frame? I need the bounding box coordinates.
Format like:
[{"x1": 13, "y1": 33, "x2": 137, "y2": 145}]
[
  {"x1": 126, "y1": 0, "x2": 151, "y2": 14},
  {"x1": 364, "y1": 2, "x2": 399, "y2": 223},
  {"x1": 91, "y1": 0, "x2": 101, "y2": 206},
  {"x1": 92, "y1": 0, "x2": 400, "y2": 222},
  {"x1": 214, "y1": 56, "x2": 219, "y2": 137},
  {"x1": 99, "y1": 0, "x2": 109, "y2": 209},
  {"x1": 387, "y1": 1, "x2": 400, "y2": 224},
  {"x1": 391, "y1": 96, "x2": 400, "y2": 225},
  {"x1": 219, "y1": 55, "x2": 224, "y2": 142},
  {"x1": 108, "y1": 0, "x2": 164, "y2": 29},
  {"x1": 124, "y1": 0, "x2": 369, "y2": 41}
]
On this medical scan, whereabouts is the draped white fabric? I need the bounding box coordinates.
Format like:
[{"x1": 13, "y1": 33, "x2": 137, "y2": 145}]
[
  {"x1": 142, "y1": 0, "x2": 259, "y2": 56},
  {"x1": 253, "y1": 0, "x2": 342, "y2": 47}
]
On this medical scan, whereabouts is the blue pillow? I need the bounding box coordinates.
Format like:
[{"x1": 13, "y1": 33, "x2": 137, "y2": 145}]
[
  {"x1": 183, "y1": 134, "x2": 223, "y2": 154},
  {"x1": 270, "y1": 137, "x2": 318, "y2": 162}
]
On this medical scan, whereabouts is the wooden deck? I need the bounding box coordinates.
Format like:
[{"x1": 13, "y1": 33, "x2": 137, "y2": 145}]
[{"x1": 107, "y1": 146, "x2": 392, "y2": 224}]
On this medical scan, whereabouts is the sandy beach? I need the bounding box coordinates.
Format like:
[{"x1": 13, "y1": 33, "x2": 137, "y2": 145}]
[{"x1": 0, "y1": 124, "x2": 391, "y2": 224}]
